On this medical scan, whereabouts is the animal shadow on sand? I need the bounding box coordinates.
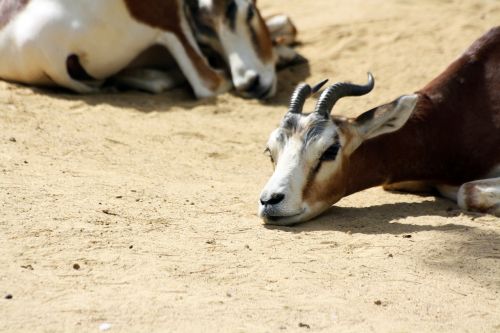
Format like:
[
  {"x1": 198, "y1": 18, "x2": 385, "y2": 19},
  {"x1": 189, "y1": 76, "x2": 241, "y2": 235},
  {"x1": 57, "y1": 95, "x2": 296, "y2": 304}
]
[
  {"x1": 265, "y1": 196, "x2": 500, "y2": 281},
  {"x1": 265, "y1": 197, "x2": 483, "y2": 235},
  {"x1": 18, "y1": 61, "x2": 311, "y2": 113}
]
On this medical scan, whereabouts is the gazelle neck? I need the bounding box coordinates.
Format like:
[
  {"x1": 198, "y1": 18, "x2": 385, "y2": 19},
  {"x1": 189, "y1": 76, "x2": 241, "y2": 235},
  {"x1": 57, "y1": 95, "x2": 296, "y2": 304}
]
[{"x1": 345, "y1": 94, "x2": 442, "y2": 195}]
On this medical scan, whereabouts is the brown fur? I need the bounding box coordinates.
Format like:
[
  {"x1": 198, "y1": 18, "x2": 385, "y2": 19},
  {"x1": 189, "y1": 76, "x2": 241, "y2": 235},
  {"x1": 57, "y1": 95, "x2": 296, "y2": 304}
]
[
  {"x1": 211, "y1": 0, "x2": 273, "y2": 61},
  {"x1": 307, "y1": 27, "x2": 500, "y2": 205},
  {"x1": 123, "y1": 0, "x2": 223, "y2": 90},
  {"x1": 253, "y1": 10, "x2": 274, "y2": 61},
  {"x1": 0, "y1": 0, "x2": 29, "y2": 29}
]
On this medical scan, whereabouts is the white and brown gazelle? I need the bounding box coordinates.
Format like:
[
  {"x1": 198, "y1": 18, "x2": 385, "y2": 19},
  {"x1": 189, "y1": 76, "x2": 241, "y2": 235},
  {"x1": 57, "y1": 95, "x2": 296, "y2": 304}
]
[
  {"x1": 0, "y1": 0, "x2": 298, "y2": 98},
  {"x1": 259, "y1": 27, "x2": 500, "y2": 225}
]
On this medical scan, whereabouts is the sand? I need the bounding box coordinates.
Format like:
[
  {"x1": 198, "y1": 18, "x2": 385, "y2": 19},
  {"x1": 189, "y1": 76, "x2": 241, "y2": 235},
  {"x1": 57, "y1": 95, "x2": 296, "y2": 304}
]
[{"x1": 1, "y1": 0, "x2": 500, "y2": 332}]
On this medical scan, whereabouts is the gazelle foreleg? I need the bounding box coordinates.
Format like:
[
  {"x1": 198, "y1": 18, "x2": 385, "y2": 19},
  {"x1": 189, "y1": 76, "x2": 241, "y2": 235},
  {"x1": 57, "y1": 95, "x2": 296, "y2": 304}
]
[
  {"x1": 383, "y1": 181, "x2": 434, "y2": 193},
  {"x1": 111, "y1": 68, "x2": 186, "y2": 93},
  {"x1": 157, "y1": 28, "x2": 231, "y2": 98},
  {"x1": 458, "y1": 177, "x2": 500, "y2": 216},
  {"x1": 265, "y1": 14, "x2": 305, "y2": 69}
]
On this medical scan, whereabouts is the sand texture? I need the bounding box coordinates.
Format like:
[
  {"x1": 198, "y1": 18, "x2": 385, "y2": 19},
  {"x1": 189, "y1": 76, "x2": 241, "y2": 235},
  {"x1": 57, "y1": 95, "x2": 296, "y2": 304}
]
[{"x1": 1, "y1": 0, "x2": 500, "y2": 332}]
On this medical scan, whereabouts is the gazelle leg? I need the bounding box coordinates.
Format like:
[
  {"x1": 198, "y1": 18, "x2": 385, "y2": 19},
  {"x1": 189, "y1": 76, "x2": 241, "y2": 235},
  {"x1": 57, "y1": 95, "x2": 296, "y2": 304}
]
[
  {"x1": 157, "y1": 31, "x2": 231, "y2": 98},
  {"x1": 111, "y1": 68, "x2": 186, "y2": 93},
  {"x1": 44, "y1": 62, "x2": 101, "y2": 93},
  {"x1": 265, "y1": 14, "x2": 297, "y2": 46},
  {"x1": 457, "y1": 177, "x2": 500, "y2": 216},
  {"x1": 383, "y1": 181, "x2": 434, "y2": 193},
  {"x1": 265, "y1": 15, "x2": 305, "y2": 69},
  {"x1": 436, "y1": 184, "x2": 460, "y2": 201}
]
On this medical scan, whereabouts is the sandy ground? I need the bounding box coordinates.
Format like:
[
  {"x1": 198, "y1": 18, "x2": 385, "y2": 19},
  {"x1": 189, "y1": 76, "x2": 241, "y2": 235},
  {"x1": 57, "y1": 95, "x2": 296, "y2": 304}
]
[{"x1": 1, "y1": 0, "x2": 500, "y2": 332}]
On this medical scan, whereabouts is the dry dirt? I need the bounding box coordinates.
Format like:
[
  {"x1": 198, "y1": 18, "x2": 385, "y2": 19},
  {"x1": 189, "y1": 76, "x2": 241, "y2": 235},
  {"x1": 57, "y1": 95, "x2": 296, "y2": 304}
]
[{"x1": 1, "y1": 0, "x2": 500, "y2": 332}]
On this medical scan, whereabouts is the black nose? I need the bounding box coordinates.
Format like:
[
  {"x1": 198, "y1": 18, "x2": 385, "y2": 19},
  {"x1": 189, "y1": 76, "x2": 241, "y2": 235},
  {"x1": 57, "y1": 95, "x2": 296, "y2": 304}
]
[
  {"x1": 260, "y1": 193, "x2": 285, "y2": 206},
  {"x1": 245, "y1": 75, "x2": 260, "y2": 94}
]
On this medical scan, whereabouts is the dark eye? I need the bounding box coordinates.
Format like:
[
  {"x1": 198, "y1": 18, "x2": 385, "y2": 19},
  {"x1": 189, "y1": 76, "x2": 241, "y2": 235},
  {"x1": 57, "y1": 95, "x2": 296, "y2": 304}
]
[
  {"x1": 264, "y1": 148, "x2": 274, "y2": 163},
  {"x1": 226, "y1": 1, "x2": 237, "y2": 22},
  {"x1": 246, "y1": 4, "x2": 255, "y2": 22},
  {"x1": 319, "y1": 143, "x2": 340, "y2": 161}
]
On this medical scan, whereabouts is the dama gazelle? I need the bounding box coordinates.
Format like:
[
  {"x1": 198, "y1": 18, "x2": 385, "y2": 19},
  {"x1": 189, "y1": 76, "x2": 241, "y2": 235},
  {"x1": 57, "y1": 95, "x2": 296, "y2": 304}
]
[
  {"x1": 0, "y1": 0, "x2": 299, "y2": 98},
  {"x1": 259, "y1": 27, "x2": 500, "y2": 225}
]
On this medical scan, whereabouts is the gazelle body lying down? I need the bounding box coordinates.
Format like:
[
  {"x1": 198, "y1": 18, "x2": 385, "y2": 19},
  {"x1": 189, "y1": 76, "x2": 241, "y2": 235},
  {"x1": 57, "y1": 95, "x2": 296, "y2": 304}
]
[
  {"x1": 0, "y1": 0, "x2": 299, "y2": 98},
  {"x1": 259, "y1": 27, "x2": 500, "y2": 225}
]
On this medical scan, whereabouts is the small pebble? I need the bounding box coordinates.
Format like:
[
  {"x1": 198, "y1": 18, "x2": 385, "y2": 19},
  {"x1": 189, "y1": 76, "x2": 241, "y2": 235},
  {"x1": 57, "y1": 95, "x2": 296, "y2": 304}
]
[
  {"x1": 5, "y1": 294, "x2": 13, "y2": 300},
  {"x1": 23, "y1": 160, "x2": 28, "y2": 164},
  {"x1": 388, "y1": 254, "x2": 393, "y2": 258},
  {"x1": 99, "y1": 323, "x2": 112, "y2": 331},
  {"x1": 402, "y1": 234, "x2": 412, "y2": 238},
  {"x1": 115, "y1": 196, "x2": 123, "y2": 199},
  {"x1": 206, "y1": 239, "x2": 216, "y2": 245},
  {"x1": 298, "y1": 322, "x2": 310, "y2": 329},
  {"x1": 73, "y1": 263, "x2": 80, "y2": 270},
  {"x1": 374, "y1": 300, "x2": 382, "y2": 305},
  {"x1": 9, "y1": 137, "x2": 16, "y2": 142},
  {"x1": 129, "y1": 245, "x2": 133, "y2": 249}
]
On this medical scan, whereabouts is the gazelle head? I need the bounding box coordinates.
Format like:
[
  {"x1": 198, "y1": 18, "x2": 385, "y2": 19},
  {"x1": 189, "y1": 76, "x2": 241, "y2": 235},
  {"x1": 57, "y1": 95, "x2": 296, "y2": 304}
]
[
  {"x1": 185, "y1": 0, "x2": 276, "y2": 99},
  {"x1": 258, "y1": 73, "x2": 418, "y2": 225}
]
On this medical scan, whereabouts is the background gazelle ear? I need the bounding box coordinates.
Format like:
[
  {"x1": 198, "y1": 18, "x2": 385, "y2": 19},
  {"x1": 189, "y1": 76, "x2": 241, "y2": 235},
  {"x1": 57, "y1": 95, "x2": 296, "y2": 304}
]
[{"x1": 354, "y1": 94, "x2": 418, "y2": 141}]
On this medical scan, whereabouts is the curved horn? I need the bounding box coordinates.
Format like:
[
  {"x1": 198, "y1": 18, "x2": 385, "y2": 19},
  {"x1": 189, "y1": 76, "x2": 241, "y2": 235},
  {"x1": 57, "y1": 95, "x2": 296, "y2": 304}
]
[
  {"x1": 314, "y1": 72, "x2": 374, "y2": 116},
  {"x1": 288, "y1": 79, "x2": 328, "y2": 113}
]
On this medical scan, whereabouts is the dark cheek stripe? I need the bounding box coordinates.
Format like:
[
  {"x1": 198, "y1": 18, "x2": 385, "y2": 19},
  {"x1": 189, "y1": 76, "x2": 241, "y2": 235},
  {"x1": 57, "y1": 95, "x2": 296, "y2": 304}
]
[{"x1": 225, "y1": 0, "x2": 237, "y2": 31}]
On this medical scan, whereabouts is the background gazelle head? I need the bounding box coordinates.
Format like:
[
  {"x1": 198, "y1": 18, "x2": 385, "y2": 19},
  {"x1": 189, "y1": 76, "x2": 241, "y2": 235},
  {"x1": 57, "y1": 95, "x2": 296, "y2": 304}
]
[
  {"x1": 185, "y1": 0, "x2": 276, "y2": 99},
  {"x1": 259, "y1": 73, "x2": 418, "y2": 225}
]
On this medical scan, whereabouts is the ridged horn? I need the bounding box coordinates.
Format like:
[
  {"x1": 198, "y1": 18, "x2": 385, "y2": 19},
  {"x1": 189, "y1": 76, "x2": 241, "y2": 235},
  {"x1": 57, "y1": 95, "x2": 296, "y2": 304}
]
[
  {"x1": 314, "y1": 72, "x2": 374, "y2": 117},
  {"x1": 288, "y1": 79, "x2": 328, "y2": 114}
]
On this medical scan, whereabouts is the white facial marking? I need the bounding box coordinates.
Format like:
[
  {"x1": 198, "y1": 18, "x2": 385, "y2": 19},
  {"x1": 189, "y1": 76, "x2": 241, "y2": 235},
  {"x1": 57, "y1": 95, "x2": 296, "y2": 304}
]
[
  {"x1": 259, "y1": 113, "x2": 343, "y2": 225},
  {"x1": 218, "y1": 0, "x2": 276, "y2": 98}
]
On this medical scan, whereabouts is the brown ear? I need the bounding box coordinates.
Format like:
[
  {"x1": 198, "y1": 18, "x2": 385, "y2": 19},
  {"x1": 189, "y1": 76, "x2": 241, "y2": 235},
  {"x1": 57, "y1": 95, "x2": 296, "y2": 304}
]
[{"x1": 354, "y1": 94, "x2": 418, "y2": 141}]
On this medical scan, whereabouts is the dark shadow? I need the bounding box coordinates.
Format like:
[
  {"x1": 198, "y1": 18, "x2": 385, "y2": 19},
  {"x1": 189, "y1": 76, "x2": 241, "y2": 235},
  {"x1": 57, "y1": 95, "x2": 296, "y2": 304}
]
[
  {"x1": 28, "y1": 84, "x2": 216, "y2": 114},
  {"x1": 11, "y1": 55, "x2": 311, "y2": 114},
  {"x1": 264, "y1": 197, "x2": 500, "y2": 282},
  {"x1": 264, "y1": 198, "x2": 475, "y2": 235},
  {"x1": 261, "y1": 60, "x2": 311, "y2": 107}
]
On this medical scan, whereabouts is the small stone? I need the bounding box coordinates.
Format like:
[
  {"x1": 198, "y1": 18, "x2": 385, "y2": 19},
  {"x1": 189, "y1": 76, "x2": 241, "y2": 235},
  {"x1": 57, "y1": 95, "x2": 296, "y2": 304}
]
[
  {"x1": 402, "y1": 234, "x2": 412, "y2": 238},
  {"x1": 388, "y1": 254, "x2": 393, "y2": 258},
  {"x1": 226, "y1": 292, "x2": 232, "y2": 297},
  {"x1": 129, "y1": 245, "x2": 133, "y2": 249},
  {"x1": 99, "y1": 323, "x2": 112, "y2": 331},
  {"x1": 9, "y1": 137, "x2": 16, "y2": 142},
  {"x1": 73, "y1": 263, "x2": 80, "y2": 270},
  {"x1": 374, "y1": 300, "x2": 382, "y2": 305},
  {"x1": 115, "y1": 196, "x2": 123, "y2": 199},
  {"x1": 206, "y1": 239, "x2": 216, "y2": 245},
  {"x1": 5, "y1": 294, "x2": 13, "y2": 299},
  {"x1": 23, "y1": 160, "x2": 28, "y2": 164},
  {"x1": 298, "y1": 322, "x2": 310, "y2": 329}
]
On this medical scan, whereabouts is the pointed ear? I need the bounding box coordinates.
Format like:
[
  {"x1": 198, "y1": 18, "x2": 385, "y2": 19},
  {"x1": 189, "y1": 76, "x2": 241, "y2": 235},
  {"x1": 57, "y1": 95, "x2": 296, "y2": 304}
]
[{"x1": 354, "y1": 94, "x2": 418, "y2": 141}]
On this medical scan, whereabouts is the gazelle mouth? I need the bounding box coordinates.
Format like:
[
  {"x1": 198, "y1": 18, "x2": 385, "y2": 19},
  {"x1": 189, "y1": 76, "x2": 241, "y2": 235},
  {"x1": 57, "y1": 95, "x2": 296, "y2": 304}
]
[{"x1": 260, "y1": 208, "x2": 306, "y2": 225}]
